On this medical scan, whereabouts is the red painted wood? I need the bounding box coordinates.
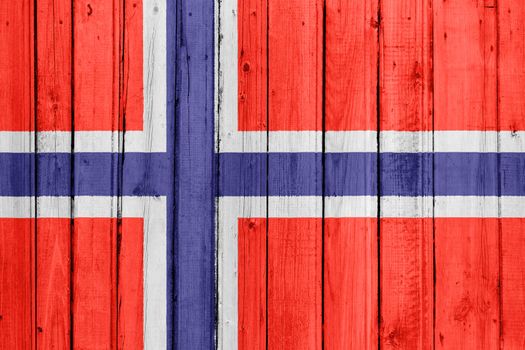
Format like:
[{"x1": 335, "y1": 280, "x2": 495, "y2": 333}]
[
  {"x1": 238, "y1": 218, "x2": 266, "y2": 350},
  {"x1": 379, "y1": 1, "x2": 433, "y2": 349},
  {"x1": 435, "y1": 219, "x2": 500, "y2": 349},
  {"x1": 497, "y1": 0, "x2": 525, "y2": 131},
  {"x1": 433, "y1": 0, "x2": 497, "y2": 131},
  {"x1": 324, "y1": 218, "x2": 378, "y2": 349},
  {"x1": 0, "y1": 0, "x2": 34, "y2": 131},
  {"x1": 268, "y1": 218, "x2": 322, "y2": 349},
  {"x1": 74, "y1": 0, "x2": 142, "y2": 131},
  {"x1": 36, "y1": 219, "x2": 70, "y2": 348},
  {"x1": 121, "y1": 0, "x2": 143, "y2": 131},
  {"x1": 498, "y1": 3, "x2": 525, "y2": 347},
  {"x1": 0, "y1": 219, "x2": 34, "y2": 349},
  {"x1": 380, "y1": 219, "x2": 433, "y2": 349},
  {"x1": 118, "y1": 218, "x2": 144, "y2": 349},
  {"x1": 237, "y1": 0, "x2": 267, "y2": 131},
  {"x1": 325, "y1": 0, "x2": 378, "y2": 131},
  {"x1": 268, "y1": 0, "x2": 322, "y2": 131},
  {"x1": 433, "y1": 1, "x2": 499, "y2": 348},
  {"x1": 72, "y1": 218, "x2": 118, "y2": 349},
  {"x1": 74, "y1": 0, "x2": 118, "y2": 131},
  {"x1": 500, "y1": 219, "x2": 525, "y2": 348},
  {"x1": 36, "y1": 0, "x2": 72, "y2": 131}
]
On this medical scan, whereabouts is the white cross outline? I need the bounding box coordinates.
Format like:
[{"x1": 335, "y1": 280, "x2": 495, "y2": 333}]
[
  {"x1": 0, "y1": 0, "x2": 167, "y2": 154},
  {"x1": 0, "y1": 196, "x2": 167, "y2": 349}
]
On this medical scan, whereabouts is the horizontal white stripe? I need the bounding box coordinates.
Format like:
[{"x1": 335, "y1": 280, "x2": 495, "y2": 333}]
[
  {"x1": 3, "y1": 131, "x2": 523, "y2": 153},
  {"x1": 0, "y1": 196, "x2": 165, "y2": 218},
  {"x1": 218, "y1": 196, "x2": 525, "y2": 218},
  {"x1": 217, "y1": 131, "x2": 525, "y2": 153}
]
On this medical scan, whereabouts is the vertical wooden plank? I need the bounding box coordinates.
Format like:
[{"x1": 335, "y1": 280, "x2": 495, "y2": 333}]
[
  {"x1": 268, "y1": 0, "x2": 322, "y2": 131},
  {"x1": 238, "y1": 218, "x2": 266, "y2": 350},
  {"x1": 0, "y1": 219, "x2": 34, "y2": 349},
  {"x1": 0, "y1": 0, "x2": 35, "y2": 348},
  {"x1": 176, "y1": 0, "x2": 216, "y2": 347},
  {"x1": 117, "y1": 218, "x2": 144, "y2": 349},
  {"x1": 498, "y1": 2, "x2": 525, "y2": 348},
  {"x1": 36, "y1": 219, "x2": 71, "y2": 348},
  {"x1": 267, "y1": 218, "x2": 322, "y2": 349},
  {"x1": 0, "y1": 0, "x2": 34, "y2": 131},
  {"x1": 72, "y1": 218, "x2": 117, "y2": 349},
  {"x1": 379, "y1": 0, "x2": 433, "y2": 349},
  {"x1": 35, "y1": 0, "x2": 72, "y2": 347},
  {"x1": 237, "y1": 0, "x2": 267, "y2": 131},
  {"x1": 324, "y1": 218, "x2": 378, "y2": 349},
  {"x1": 325, "y1": 0, "x2": 378, "y2": 131},
  {"x1": 217, "y1": 0, "x2": 267, "y2": 349},
  {"x1": 74, "y1": 0, "x2": 120, "y2": 131},
  {"x1": 500, "y1": 219, "x2": 525, "y2": 348},
  {"x1": 433, "y1": 0, "x2": 499, "y2": 348},
  {"x1": 324, "y1": 1, "x2": 378, "y2": 349},
  {"x1": 266, "y1": 0, "x2": 322, "y2": 348},
  {"x1": 73, "y1": 1, "x2": 120, "y2": 348}
]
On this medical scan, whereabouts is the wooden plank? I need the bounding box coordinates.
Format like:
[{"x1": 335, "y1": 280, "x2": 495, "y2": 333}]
[
  {"x1": 325, "y1": 0, "x2": 378, "y2": 131},
  {"x1": 35, "y1": 1, "x2": 72, "y2": 347},
  {"x1": 36, "y1": 219, "x2": 71, "y2": 348},
  {"x1": 72, "y1": 218, "x2": 117, "y2": 349},
  {"x1": 324, "y1": 218, "x2": 378, "y2": 349},
  {"x1": 379, "y1": 1, "x2": 433, "y2": 349},
  {"x1": 0, "y1": 0, "x2": 34, "y2": 131},
  {"x1": 268, "y1": 0, "x2": 322, "y2": 131},
  {"x1": 72, "y1": 2, "x2": 120, "y2": 348},
  {"x1": 117, "y1": 218, "x2": 144, "y2": 349},
  {"x1": 217, "y1": 0, "x2": 268, "y2": 349},
  {"x1": 74, "y1": 0, "x2": 120, "y2": 131},
  {"x1": 238, "y1": 218, "x2": 266, "y2": 350},
  {"x1": 0, "y1": 219, "x2": 34, "y2": 349},
  {"x1": 175, "y1": 0, "x2": 216, "y2": 347},
  {"x1": 324, "y1": 1, "x2": 378, "y2": 348},
  {"x1": 237, "y1": 0, "x2": 267, "y2": 131},
  {"x1": 433, "y1": 1, "x2": 499, "y2": 348},
  {"x1": 498, "y1": 3, "x2": 525, "y2": 347},
  {"x1": 500, "y1": 219, "x2": 525, "y2": 348},
  {"x1": 267, "y1": 218, "x2": 322, "y2": 349},
  {"x1": 0, "y1": 1, "x2": 35, "y2": 348}
]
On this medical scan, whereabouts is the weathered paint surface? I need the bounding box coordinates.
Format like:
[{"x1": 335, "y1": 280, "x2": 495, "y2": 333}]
[{"x1": 2, "y1": 0, "x2": 525, "y2": 349}]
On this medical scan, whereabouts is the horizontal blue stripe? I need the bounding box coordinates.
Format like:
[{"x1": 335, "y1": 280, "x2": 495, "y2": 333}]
[
  {"x1": 2, "y1": 152, "x2": 523, "y2": 197},
  {"x1": 0, "y1": 153, "x2": 169, "y2": 196},
  {"x1": 218, "y1": 153, "x2": 525, "y2": 196}
]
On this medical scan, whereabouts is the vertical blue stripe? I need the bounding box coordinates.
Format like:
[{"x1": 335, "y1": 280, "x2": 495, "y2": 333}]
[{"x1": 174, "y1": 0, "x2": 215, "y2": 348}]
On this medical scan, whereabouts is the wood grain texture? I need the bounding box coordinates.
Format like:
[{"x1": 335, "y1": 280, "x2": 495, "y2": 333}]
[
  {"x1": 268, "y1": 0, "x2": 322, "y2": 131},
  {"x1": 325, "y1": 0, "x2": 378, "y2": 131},
  {"x1": 379, "y1": 1, "x2": 433, "y2": 349},
  {"x1": 0, "y1": 1, "x2": 35, "y2": 349},
  {"x1": 35, "y1": 1, "x2": 72, "y2": 348},
  {"x1": 324, "y1": 1, "x2": 378, "y2": 348},
  {"x1": 498, "y1": 3, "x2": 525, "y2": 347},
  {"x1": 72, "y1": 218, "x2": 118, "y2": 349},
  {"x1": 74, "y1": 0, "x2": 120, "y2": 131},
  {"x1": 238, "y1": 218, "x2": 266, "y2": 350},
  {"x1": 36, "y1": 219, "x2": 71, "y2": 348},
  {"x1": 117, "y1": 218, "x2": 144, "y2": 350},
  {"x1": 434, "y1": 1, "x2": 499, "y2": 348},
  {"x1": 0, "y1": 0, "x2": 34, "y2": 131},
  {"x1": 237, "y1": 0, "x2": 267, "y2": 131},
  {"x1": 268, "y1": 218, "x2": 322, "y2": 349},
  {"x1": 0, "y1": 219, "x2": 34, "y2": 349},
  {"x1": 324, "y1": 218, "x2": 378, "y2": 349}
]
